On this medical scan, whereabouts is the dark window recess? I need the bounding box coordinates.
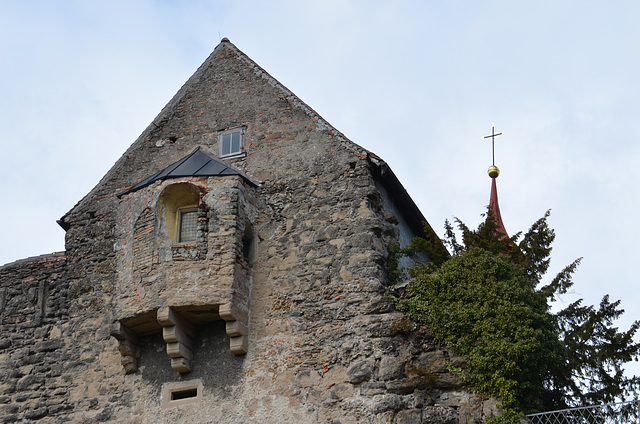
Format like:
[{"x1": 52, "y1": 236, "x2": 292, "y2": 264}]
[
  {"x1": 171, "y1": 388, "x2": 198, "y2": 401},
  {"x1": 242, "y1": 236, "x2": 251, "y2": 260}
]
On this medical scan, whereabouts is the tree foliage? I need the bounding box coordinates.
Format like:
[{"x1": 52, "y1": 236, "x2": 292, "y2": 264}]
[{"x1": 395, "y1": 210, "x2": 640, "y2": 419}]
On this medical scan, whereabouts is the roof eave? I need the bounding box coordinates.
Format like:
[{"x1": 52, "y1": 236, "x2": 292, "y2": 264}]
[{"x1": 368, "y1": 155, "x2": 432, "y2": 238}]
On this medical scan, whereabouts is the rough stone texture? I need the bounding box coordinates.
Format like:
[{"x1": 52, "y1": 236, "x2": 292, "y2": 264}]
[
  {"x1": 0, "y1": 39, "x2": 499, "y2": 423},
  {"x1": 0, "y1": 253, "x2": 74, "y2": 423}
]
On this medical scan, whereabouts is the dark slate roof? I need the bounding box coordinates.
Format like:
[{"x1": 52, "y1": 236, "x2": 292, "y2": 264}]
[{"x1": 117, "y1": 147, "x2": 258, "y2": 197}]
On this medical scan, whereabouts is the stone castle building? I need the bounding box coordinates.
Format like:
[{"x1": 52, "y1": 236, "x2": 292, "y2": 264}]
[{"x1": 0, "y1": 39, "x2": 498, "y2": 423}]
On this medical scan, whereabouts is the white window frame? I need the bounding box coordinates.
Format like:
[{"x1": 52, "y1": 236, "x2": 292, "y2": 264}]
[{"x1": 217, "y1": 127, "x2": 246, "y2": 158}]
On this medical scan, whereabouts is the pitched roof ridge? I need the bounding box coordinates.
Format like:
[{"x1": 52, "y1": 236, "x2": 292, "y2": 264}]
[
  {"x1": 60, "y1": 39, "x2": 376, "y2": 223},
  {"x1": 189, "y1": 147, "x2": 211, "y2": 175}
]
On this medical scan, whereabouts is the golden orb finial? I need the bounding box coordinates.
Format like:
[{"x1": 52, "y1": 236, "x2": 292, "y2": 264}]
[{"x1": 488, "y1": 165, "x2": 500, "y2": 178}]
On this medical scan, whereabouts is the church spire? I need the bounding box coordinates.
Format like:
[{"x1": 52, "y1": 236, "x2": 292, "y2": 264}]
[{"x1": 483, "y1": 124, "x2": 508, "y2": 237}]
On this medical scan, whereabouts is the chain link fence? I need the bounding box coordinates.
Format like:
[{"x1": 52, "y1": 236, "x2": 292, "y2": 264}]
[{"x1": 527, "y1": 400, "x2": 640, "y2": 424}]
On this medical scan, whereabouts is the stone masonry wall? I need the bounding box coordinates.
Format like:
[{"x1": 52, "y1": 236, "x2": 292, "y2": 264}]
[
  {"x1": 0, "y1": 253, "x2": 70, "y2": 422},
  {"x1": 0, "y1": 40, "x2": 500, "y2": 423}
]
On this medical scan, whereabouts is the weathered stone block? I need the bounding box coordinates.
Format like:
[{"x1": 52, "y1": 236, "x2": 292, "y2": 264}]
[
  {"x1": 0, "y1": 413, "x2": 19, "y2": 423},
  {"x1": 166, "y1": 341, "x2": 192, "y2": 360},
  {"x1": 385, "y1": 378, "x2": 425, "y2": 395},
  {"x1": 307, "y1": 387, "x2": 329, "y2": 404},
  {"x1": 370, "y1": 393, "x2": 402, "y2": 414},
  {"x1": 229, "y1": 335, "x2": 247, "y2": 354},
  {"x1": 347, "y1": 358, "x2": 375, "y2": 384},
  {"x1": 373, "y1": 411, "x2": 395, "y2": 424},
  {"x1": 1, "y1": 404, "x2": 18, "y2": 414},
  {"x1": 295, "y1": 369, "x2": 321, "y2": 388},
  {"x1": 328, "y1": 382, "x2": 354, "y2": 400},
  {"x1": 16, "y1": 374, "x2": 44, "y2": 390},
  {"x1": 378, "y1": 356, "x2": 404, "y2": 381},
  {"x1": 225, "y1": 320, "x2": 247, "y2": 337},
  {"x1": 422, "y1": 406, "x2": 458, "y2": 424},
  {"x1": 121, "y1": 355, "x2": 137, "y2": 374},
  {"x1": 24, "y1": 407, "x2": 48, "y2": 420},
  {"x1": 359, "y1": 381, "x2": 386, "y2": 396},
  {"x1": 396, "y1": 409, "x2": 422, "y2": 424},
  {"x1": 117, "y1": 339, "x2": 138, "y2": 357},
  {"x1": 170, "y1": 357, "x2": 190, "y2": 373},
  {"x1": 322, "y1": 365, "x2": 347, "y2": 386},
  {"x1": 416, "y1": 350, "x2": 448, "y2": 373}
]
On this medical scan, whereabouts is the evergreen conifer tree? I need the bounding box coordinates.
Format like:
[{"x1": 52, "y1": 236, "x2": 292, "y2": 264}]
[{"x1": 395, "y1": 210, "x2": 640, "y2": 421}]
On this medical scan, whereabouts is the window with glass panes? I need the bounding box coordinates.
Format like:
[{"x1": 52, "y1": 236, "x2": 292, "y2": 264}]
[
  {"x1": 178, "y1": 208, "x2": 199, "y2": 243},
  {"x1": 218, "y1": 127, "x2": 246, "y2": 157}
]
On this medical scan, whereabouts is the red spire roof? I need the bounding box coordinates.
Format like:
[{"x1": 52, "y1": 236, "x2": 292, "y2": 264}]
[
  {"x1": 488, "y1": 174, "x2": 508, "y2": 238},
  {"x1": 484, "y1": 125, "x2": 507, "y2": 238}
]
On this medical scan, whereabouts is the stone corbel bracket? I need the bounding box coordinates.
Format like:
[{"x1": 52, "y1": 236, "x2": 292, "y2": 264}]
[
  {"x1": 219, "y1": 303, "x2": 248, "y2": 355},
  {"x1": 157, "y1": 307, "x2": 195, "y2": 373},
  {"x1": 110, "y1": 321, "x2": 141, "y2": 374},
  {"x1": 111, "y1": 304, "x2": 248, "y2": 374}
]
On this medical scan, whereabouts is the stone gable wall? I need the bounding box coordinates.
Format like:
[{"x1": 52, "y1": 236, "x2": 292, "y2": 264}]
[{"x1": 0, "y1": 41, "x2": 500, "y2": 423}]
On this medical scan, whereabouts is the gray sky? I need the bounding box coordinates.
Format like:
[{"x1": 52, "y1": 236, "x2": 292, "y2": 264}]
[{"x1": 1, "y1": 1, "x2": 639, "y2": 376}]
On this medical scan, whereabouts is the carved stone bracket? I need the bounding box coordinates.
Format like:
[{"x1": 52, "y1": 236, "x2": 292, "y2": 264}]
[
  {"x1": 110, "y1": 321, "x2": 141, "y2": 374},
  {"x1": 157, "y1": 307, "x2": 195, "y2": 373},
  {"x1": 219, "y1": 303, "x2": 248, "y2": 355},
  {"x1": 111, "y1": 303, "x2": 248, "y2": 374}
]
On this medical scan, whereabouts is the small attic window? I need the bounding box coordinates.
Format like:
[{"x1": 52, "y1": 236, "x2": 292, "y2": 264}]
[{"x1": 218, "y1": 127, "x2": 246, "y2": 158}]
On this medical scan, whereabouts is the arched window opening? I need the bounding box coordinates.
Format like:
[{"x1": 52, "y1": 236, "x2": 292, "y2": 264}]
[
  {"x1": 158, "y1": 183, "x2": 203, "y2": 245},
  {"x1": 157, "y1": 183, "x2": 208, "y2": 261}
]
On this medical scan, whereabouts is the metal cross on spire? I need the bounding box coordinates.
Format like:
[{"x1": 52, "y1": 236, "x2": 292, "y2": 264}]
[{"x1": 483, "y1": 124, "x2": 503, "y2": 166}]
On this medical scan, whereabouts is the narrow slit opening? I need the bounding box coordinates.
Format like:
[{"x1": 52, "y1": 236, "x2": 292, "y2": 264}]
[{"x1": 171, "y1": 388, "x2": 198, "y2": 401}]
